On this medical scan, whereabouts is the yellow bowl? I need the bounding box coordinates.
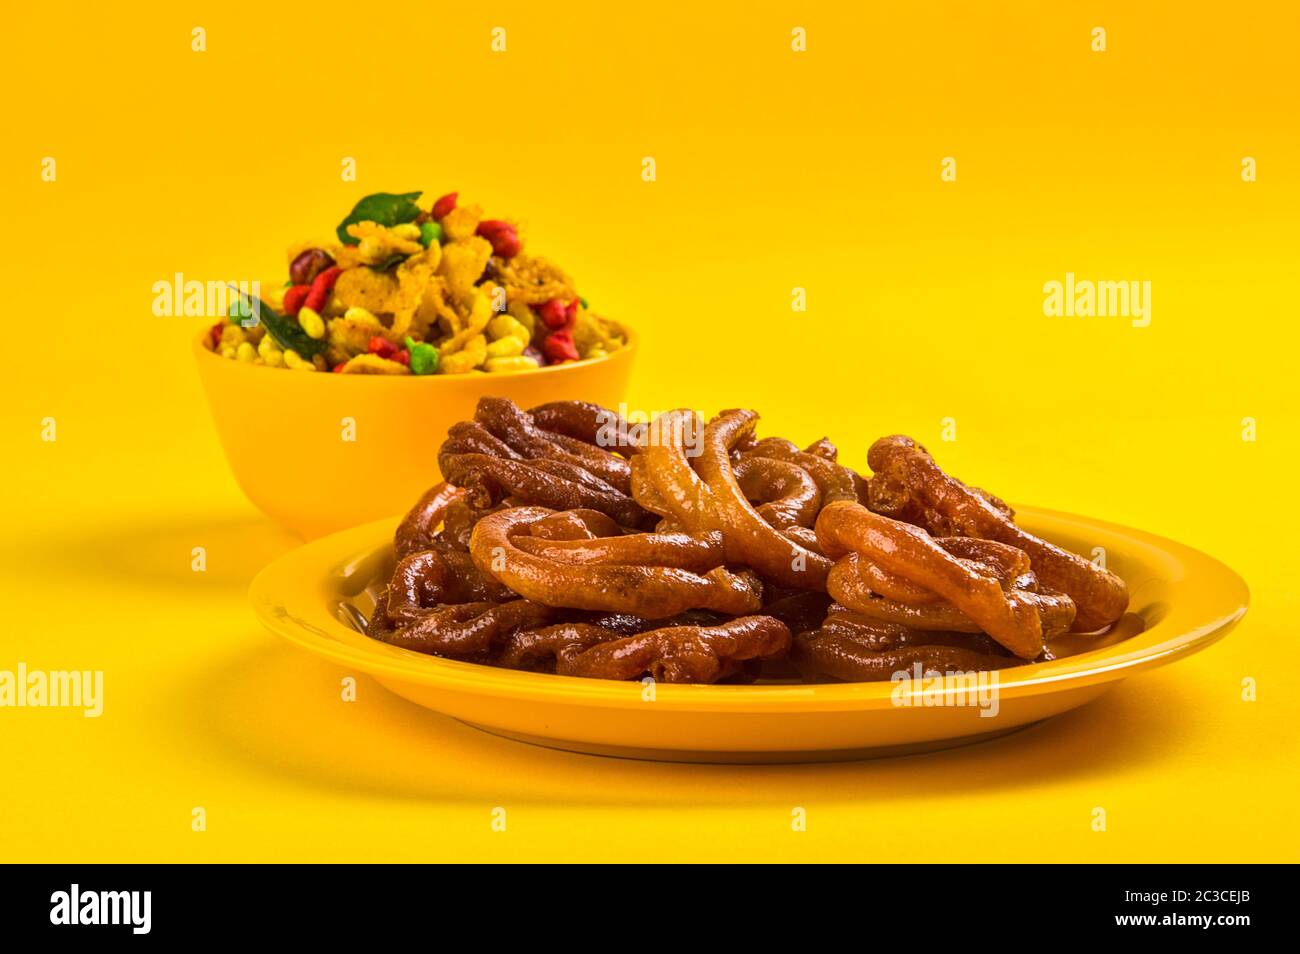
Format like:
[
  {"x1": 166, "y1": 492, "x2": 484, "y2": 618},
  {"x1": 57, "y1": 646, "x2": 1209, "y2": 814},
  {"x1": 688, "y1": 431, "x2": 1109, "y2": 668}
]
[
  {"x1": 194, "y1": 325, "x2": 637, "y2": 537},
  {"x1": 249, "y1": 505, "x2": 1248, "y2": 762}
]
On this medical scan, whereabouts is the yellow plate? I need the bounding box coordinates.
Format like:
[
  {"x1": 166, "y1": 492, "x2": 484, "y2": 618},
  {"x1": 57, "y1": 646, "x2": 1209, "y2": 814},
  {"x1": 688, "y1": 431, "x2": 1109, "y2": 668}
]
[{"x1": 249, "y1": 507, "x2": 1248, "y2": 762}]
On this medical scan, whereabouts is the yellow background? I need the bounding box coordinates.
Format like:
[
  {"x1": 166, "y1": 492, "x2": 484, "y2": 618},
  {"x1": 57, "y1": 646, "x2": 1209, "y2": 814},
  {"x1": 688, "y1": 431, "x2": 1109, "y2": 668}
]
[{"x1": 2, "y1": 1, "x2": 1297, "y2": 861}]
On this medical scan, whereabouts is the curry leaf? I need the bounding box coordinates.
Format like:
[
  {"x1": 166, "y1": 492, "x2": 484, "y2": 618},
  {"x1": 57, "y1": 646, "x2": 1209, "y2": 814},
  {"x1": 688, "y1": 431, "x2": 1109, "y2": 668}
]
[
  {"x1": 226, "y1": 285, "x2": 326, "y2": 359},
  {"x1": 336, "y1": 191, "x2": 423, "y2": 245}
]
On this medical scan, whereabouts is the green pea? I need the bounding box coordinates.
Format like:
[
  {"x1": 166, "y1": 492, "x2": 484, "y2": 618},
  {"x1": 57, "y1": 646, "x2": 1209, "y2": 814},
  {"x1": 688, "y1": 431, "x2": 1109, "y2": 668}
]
[
  {"x1": 579, "y1": 296, "x2": 589, "y2": 309},
  {"x1": 420, "y1": 221, "x2": 443, "y2": 248},
  {"x1": 406, "y1": 336, "x2": 439, "y2": 375}
]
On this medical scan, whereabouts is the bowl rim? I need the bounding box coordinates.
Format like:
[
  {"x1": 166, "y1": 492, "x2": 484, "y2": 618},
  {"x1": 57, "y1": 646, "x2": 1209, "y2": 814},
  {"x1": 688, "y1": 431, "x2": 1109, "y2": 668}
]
[
  {"x1": 194, "y1": 318, "x2": 638, "y2": 380},
  {"x1": 249, "y1": 505, "x2": 1250, "y2": 713}
]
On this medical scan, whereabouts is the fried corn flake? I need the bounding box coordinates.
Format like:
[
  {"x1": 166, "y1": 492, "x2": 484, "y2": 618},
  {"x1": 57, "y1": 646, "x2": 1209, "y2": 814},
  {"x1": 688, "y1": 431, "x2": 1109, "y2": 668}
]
[{"x1": 336, "y1": 354, "x2": 411, "y2": 375}]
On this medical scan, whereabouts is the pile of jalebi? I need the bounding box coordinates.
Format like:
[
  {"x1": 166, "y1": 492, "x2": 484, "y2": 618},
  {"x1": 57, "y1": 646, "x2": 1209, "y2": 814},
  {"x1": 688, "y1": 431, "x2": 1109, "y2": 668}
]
[{"x1": 366, "y1": 399, "x2": 1129, "y2": 684}]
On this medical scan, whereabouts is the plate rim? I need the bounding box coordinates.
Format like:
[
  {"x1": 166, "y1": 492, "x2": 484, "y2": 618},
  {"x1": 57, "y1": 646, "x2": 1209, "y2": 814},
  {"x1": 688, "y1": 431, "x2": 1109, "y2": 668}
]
[{"x1": 249, "y1": 505, "x2": 1249, "y2": 713}]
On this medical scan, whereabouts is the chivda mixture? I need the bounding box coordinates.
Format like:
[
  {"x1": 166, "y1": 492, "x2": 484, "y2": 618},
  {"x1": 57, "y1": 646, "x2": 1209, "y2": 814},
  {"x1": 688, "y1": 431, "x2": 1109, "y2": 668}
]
[{"x1": 207, "y1": 191, "x2": 626, "y2": 375}]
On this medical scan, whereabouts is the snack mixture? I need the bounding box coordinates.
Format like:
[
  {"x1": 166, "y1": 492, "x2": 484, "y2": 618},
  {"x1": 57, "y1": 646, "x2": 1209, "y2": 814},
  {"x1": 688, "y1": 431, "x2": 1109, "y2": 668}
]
[
  {"x1": 366, "y1": 398, "x2": 1130, "y2": 684},
  {"x1": 207, "y1": 191, "x2": 626, "y2": 374}
]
